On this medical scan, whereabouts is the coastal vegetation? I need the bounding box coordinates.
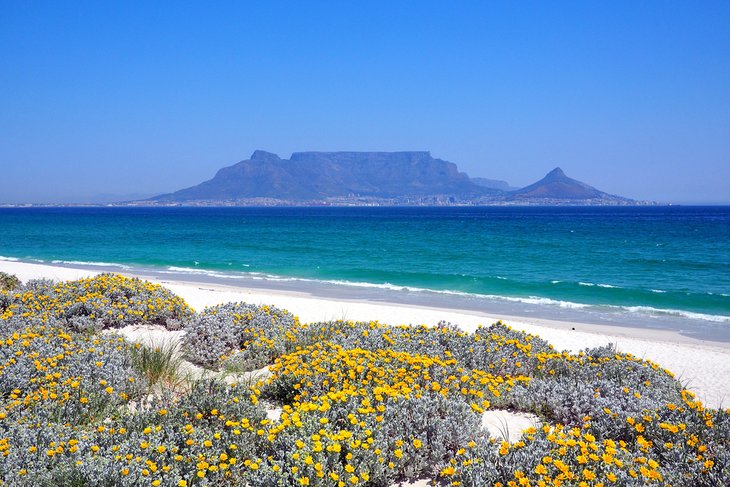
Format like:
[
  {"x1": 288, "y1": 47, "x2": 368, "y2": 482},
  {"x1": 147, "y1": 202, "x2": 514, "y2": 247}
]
[
  {"x1": 0, "y1": 273, "x2": 727, "y2": 486},
  {"x1": 0, "y1": 272, "x2": 19, "y2": 292}
]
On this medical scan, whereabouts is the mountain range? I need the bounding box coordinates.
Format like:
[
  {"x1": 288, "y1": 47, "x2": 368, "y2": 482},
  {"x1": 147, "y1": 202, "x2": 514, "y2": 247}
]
[{"x1": 150, "y1": 151, "x2": 638, "y2": 205}]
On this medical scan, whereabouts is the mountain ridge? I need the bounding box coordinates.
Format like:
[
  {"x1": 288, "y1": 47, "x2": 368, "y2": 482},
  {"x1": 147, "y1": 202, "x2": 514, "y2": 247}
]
[{"x1": 150, "y1": 151, "x2": 641, "y2": 205}]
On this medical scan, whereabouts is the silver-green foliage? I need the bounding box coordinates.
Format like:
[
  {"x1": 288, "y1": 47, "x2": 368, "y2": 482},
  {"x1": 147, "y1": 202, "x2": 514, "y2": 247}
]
[{"x1": 183, "y1": 302, "x2": 298, "y2": 369}]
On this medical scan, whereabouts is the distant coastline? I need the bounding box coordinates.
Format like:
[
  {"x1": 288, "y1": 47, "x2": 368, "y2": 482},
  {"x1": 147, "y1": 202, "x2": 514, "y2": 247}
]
[{"x1": 0, "y1": 199, "x2": 660, "y2": 208}]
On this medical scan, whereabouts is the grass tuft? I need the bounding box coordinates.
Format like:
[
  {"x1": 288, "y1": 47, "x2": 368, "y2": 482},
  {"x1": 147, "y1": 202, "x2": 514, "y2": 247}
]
[{"x1": 129, "y1": 339, "x2": 185, "y2": 392}]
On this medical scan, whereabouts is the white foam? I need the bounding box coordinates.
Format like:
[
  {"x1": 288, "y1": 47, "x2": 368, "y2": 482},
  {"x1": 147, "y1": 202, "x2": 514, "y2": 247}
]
[
  {"x1": 51, "y1": 259, "x2": 131, "y2": 269},
  {"x1": 256, "y1": 277, "x2": 730, "y2": 323},
  {"x1": 25, "y1": 260, "x2": 721, "y2": 327},
  {"x1": 0, "y1": 256, "x2": 19, "y2": 262},
  {"x1": 155, "y1": 265, "x2": 730, "y2": 323},
  {"x1": 166, "y1": 266, "x2": 210, "y2": 274},
  {"x1": 579, "y1": 281, "x2": 619, "y2": 289},
  {"x1": 502, "y1": 296, "x2": 591, "y2": 309},
  {"x1": 622, "y1": 306, "x2": 730, "y2": 324},
  {"x1": 157, "y1": 266, "x2": 597, "y2": 309}
]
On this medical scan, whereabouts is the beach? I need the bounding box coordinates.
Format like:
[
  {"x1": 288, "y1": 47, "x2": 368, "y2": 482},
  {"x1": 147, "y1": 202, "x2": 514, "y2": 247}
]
[
  {"x1": 5, "y1": 4, "x2": 729, "y2": 483},
  {"x1": 3, "y1": 258, "x2": 728, "y2": 410}
]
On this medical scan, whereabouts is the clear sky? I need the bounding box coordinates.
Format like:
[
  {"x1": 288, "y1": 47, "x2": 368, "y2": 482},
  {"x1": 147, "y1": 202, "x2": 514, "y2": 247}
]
[{"x1": 1, "y1": 1, "x2": 729, "y2": 204}]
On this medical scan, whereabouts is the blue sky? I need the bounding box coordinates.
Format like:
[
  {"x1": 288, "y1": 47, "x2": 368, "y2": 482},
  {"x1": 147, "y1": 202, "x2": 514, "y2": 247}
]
[{"x1": 1, "y1": 1, "x2": 728, "y2": 203}]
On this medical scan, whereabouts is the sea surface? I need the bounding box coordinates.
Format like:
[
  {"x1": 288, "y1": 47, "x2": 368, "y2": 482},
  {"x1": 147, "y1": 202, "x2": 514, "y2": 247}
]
[{"x1": 1, "y1": 206, "x2": 729, "y2": 341}]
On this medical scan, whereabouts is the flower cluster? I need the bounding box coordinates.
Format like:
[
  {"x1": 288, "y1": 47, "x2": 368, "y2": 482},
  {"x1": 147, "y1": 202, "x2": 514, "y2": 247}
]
[
  {"x1": 0, "y1": 273, "x2": 728, "y2": 486},
  {"x1": 2, "y1": 273, "x2": 193, "y2": 333}
]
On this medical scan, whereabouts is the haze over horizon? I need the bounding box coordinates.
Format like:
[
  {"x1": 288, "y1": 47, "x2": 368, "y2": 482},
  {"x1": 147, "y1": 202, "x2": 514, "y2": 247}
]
[{"x1": 1, "y1": 1, "x2": 729, "y2": 204}]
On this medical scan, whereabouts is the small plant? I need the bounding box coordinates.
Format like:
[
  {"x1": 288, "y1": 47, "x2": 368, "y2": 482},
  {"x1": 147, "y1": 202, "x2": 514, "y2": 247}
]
[
  {"x1": 129, "y1": 339, "x2": 185, "y2": 392},
  {"x1": 493, "y1": 415, "x2": 511, "y2": 442},
  {"x1": 0, "y1": 271, "x2": 20, "y2": 291}
]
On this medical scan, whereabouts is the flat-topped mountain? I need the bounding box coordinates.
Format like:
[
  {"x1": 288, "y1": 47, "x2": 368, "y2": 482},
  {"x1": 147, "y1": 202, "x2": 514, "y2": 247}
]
[
  {"x1": 148, "y1": 151, "x2": 642, "y2": 206},
  {"x1": 509, "y1": 167, "x2": 629, "y2": 202},
  {"x1": 152, "y1": 151, "x2": 496, "y2": 202}
]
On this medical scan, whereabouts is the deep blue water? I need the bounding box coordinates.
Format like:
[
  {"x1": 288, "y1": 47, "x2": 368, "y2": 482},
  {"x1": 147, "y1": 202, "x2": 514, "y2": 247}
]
[{"x1": 1, "y1": 206, "x2": 729, "y2": 339}]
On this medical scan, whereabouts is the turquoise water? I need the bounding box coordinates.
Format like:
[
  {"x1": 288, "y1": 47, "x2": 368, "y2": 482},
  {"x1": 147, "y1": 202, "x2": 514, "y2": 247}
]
[{"x1": 1, "y1": 206, "x2": 729, "y2": 339}]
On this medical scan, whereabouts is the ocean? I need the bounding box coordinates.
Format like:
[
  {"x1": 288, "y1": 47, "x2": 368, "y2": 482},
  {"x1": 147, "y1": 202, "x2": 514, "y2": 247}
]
[{"x1": 1, "y1": 206, "x2": 728, "y2": 341}]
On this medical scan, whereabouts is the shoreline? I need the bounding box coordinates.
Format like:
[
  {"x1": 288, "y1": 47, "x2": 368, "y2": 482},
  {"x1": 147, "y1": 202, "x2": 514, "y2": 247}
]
[
  {"x1": 3, "y1": 255, "x2": 729, "y2": 343},
  {"x1": 2, "y1": 259, "x2": 730, "y2": 409}
]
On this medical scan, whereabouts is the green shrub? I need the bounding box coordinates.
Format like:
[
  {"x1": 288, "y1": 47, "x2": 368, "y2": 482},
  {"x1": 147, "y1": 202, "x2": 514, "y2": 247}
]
[{"x1": 0, "y1": 271, "x2": 20, "y2": 291}]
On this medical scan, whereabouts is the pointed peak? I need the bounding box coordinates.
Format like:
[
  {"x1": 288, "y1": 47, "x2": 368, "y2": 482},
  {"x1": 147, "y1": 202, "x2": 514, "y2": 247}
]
[
  {"x1": 546, "y1": 167, "x2": 566, "y2": 178},
  {"x1": 250, "y1": 150, "x2": 280, "y2": 162},
  {"x1": 510, "y1": 166, "x2": 614, "y2": 200}
]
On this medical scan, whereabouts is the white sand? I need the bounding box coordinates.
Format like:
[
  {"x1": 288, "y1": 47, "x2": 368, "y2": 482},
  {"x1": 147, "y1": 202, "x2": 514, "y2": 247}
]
[
  {"x1": 3, "y1": 260, "x2": 729, "y2": 409},
  {"x1": 481, "y1": 410, "x2": 540, "y2": 443},
  {"x1": 1, "y1": 259, "x2": 98, "y2": 282}
]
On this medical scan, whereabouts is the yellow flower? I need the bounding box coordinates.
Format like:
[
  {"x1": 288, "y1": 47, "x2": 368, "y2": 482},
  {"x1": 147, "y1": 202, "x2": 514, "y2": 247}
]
[{"x1": 440, "y1": 466, "x2": 456, "y2": 476}]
